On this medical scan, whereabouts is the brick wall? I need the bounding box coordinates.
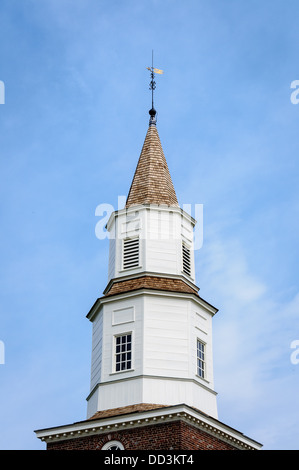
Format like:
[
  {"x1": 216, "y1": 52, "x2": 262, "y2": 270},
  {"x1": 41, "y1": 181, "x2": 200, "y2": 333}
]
[{"x1": 47, "y1": 420, "x2": 237, "y2": 450}]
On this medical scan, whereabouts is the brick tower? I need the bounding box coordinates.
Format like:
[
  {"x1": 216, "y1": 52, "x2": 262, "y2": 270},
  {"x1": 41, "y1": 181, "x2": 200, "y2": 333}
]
[{"x1": 35, "y1": 71, "x2": 262, "y2": 451}]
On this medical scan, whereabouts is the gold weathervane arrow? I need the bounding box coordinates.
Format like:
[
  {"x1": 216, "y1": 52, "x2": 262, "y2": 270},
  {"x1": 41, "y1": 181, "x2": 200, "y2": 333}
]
[{"x1": 147, "y1": 66, "x2": 164, "y2": 74}]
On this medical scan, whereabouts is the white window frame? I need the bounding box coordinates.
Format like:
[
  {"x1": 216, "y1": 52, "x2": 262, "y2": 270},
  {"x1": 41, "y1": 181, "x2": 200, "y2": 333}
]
[
  {"x1": 197, "y1": 339, "x2": 206, "y2": 379},
  {"x1": 102, "y1": 440, "x2": 124, "y2": 450},
  {"x1": 114, "y1": 332, "x2": 133, "y2": 373}
]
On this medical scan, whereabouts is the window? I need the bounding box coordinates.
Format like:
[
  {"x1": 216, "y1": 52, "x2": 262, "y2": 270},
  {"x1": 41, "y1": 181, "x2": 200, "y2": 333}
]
[
  {"x1": 102, "y1": 440, "x2": 124, "y2": 450},
  {"x1": 123, "y1": 237, "x2": 139, "y2": 270},
  {"x1": 197, "y1": 340, "x2": 205, "y2": 378},
  {"x1": 115, "y1": 333, "x2": 132, "y2": 372},
  {"x1": 182, "y1": 242, "x2": 191, "y2": 276}
]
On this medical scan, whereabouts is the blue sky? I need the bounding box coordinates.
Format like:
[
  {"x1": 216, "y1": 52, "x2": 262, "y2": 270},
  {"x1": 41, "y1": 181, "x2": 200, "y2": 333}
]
[{"x1": 0, "y1": 0, "x2": 298, "y2": 450}]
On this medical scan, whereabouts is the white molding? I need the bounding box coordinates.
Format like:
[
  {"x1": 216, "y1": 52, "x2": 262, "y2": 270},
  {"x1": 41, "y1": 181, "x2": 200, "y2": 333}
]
[
  {"x1": 102, "y1": 440, "x2": 124, "y2": 450},
  {"x1": 107, "y1": 205, "x2": 196, "y2": 227},
  {"x1": 112, "y1": 306, "x2": 135, "y2": 326},
  {"x1": 86, "y1": 373, "x2": 217, "y2": 402},
  {"x1": 87, "y1": 289, "x2": 218, "y2": 323},
  {"x1": 35, "y1": 404, "x2": 262, "y2": 450},
  {"x1": 103, "y1": 271, "x2": 201, "y2": 295},
  {"x1": 195, "y1": 326, "x2": 207, "y2": 335},
  {"x1": 111, "y1": 330, "x2": 134, "y2": 374}
]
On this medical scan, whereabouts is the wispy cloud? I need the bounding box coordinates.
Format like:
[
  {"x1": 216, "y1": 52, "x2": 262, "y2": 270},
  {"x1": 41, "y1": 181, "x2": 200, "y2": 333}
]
[{"x1": 197, "y1": 228, "x2": 299, "y2": 449}]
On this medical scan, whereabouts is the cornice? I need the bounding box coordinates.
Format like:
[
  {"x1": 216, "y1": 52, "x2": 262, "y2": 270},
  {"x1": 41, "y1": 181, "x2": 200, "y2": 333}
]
[
  {"x1": 34, "y1": 404, "x2": 262, "y2": 450},
  {"x1": 86, "y1": 373, "x2": 218, "y2": 403},
  {"x1": 106, "y1": 203, "x2": 196, "y2": 232},
  {"x1": 86, "y1": 287, "x2": 218, "y2": 322}
]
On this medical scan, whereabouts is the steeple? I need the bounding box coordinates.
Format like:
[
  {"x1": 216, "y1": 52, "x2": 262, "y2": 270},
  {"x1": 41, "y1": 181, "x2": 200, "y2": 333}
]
[
  {"x1": 126, "y1": 55, "x2": 178, "y2": 208},
  {"x1": 34, "y1": 63, "x2": 263, "y2": 452},
  {"x1": 126, "y1": 125, "x2": 179, "y2": 208}
]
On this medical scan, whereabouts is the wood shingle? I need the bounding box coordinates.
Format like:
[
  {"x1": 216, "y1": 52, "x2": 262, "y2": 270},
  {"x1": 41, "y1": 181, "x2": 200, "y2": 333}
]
[{"x1": 126, "y1": 125, "x2": 179, "y2": 208}]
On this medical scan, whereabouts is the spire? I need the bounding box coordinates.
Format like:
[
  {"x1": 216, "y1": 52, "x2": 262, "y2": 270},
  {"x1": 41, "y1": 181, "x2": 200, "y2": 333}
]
[
  {"x1": 125, "y1": 124, "x2": 179, "y2": 208},
  {"x1": 125, "y1": 54, "x2": 178, "y2": 208},
  {"x1": 147, "y1": 51, "x2": 163, "y2": 126}
]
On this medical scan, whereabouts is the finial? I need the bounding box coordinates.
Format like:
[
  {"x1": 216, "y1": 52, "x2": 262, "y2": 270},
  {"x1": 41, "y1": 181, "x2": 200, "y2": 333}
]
[{"x1": 146, "y1": 50, "x2": 163, "y2": 126}]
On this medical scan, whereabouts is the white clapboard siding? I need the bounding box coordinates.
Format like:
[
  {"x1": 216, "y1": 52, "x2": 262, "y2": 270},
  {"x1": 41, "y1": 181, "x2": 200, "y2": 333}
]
[{"x1": 90, "y1": 311, "x2": 103, "y2": 390}]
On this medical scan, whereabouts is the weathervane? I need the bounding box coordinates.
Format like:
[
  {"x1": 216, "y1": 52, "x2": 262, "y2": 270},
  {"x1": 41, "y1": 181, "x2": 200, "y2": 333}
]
[{"x1": 147, "y1": 51, "x2": 163, "y2": 125}]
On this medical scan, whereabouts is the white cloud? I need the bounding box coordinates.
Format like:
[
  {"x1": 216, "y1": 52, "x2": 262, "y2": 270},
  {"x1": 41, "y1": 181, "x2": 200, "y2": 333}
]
[{"x1": 197, "y1": 230, "x2": 299, "y2": 449}]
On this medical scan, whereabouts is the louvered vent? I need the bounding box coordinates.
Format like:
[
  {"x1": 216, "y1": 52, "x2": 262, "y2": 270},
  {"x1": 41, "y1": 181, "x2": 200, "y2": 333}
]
[
  {"x1": 182, "y1": 243, "x2": 191, "y2": 276},
  {"x1": 123, "y1": 237, "x2": 139, "y2": 270}
]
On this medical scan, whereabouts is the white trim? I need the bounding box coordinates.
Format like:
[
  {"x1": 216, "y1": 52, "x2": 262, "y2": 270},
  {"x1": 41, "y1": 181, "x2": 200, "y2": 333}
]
[
  {"x1": 87, "y1": 289, "x2": 218, "y2": 322},
  {"x1": 102, "y1": 440, "x2": 124, "y2": 450},
  {"x1": 197, "y1": 338, "x2": 206, "y2": 380},
  {"x1": 112, "y1": 306, "x2": 135, "y2": 326},
  {"x1": 109, "y1": 368, "x2": 134, "y2": 377},
  {"x1": 86, "y1": 373, "x2": 216, "y2": 402},
  {"x1": 35, "y1": 403, "x2": 262, "y2": 450},
  {"x1": 195, "y1": 326, "x2": 207, "y2": 335},
  {"x1": 118, "y1": 266, "x2": 142, "y2": 273},
  {"x1": 106, "y1": 205, "x2": 196, "y2": 232},
  {"x1": 113, "y1": 331, "x2": 133, "y2": 373},
  {"x1": 196, "y1": 311, "x2": 207, "y2": 321}
]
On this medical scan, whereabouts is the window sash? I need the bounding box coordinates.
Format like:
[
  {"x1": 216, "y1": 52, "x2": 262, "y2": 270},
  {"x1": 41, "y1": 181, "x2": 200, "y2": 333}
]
[
  {"x1": 115, "y1": 333, "x2": 132, "y2": 372},
  {"x1": 197, "y1": 340, "x2": 205, "y2": 378}
]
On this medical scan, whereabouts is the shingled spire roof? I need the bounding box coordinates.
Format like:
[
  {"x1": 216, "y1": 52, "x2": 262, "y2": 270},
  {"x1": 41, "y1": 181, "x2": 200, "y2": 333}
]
[{"x1": 126, "y1": 124, "x2": 179, "y2": 208}]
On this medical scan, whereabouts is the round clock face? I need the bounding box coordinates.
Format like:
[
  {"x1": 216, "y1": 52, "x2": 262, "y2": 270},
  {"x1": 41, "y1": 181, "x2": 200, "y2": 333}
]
[{"x1": 102, "y1": 440, "x2": 124, "y2": 450}]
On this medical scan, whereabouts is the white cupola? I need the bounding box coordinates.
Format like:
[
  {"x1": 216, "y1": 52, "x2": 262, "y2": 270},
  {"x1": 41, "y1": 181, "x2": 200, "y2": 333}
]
[{"x1": 86, "y1": 115, "x2": 218, "y2": 421}]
